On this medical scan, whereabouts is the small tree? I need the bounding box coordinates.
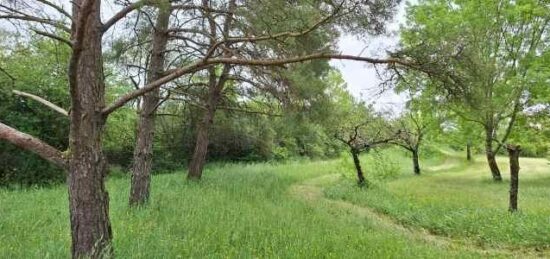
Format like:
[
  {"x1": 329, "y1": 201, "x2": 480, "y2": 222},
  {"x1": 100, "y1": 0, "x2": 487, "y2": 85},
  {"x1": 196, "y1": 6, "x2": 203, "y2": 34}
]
[
  {"x1": 334, "y1": 113, "x2": 395, "y2": 186},
  {"x1": 391, "y1": 111, "x2": 429, "y2": 175}
]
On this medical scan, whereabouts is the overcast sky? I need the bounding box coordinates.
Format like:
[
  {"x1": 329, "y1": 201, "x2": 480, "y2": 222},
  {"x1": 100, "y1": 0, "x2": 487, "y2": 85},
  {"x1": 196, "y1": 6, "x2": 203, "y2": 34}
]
[{"x1": 331, "y1": 1, "x2": 410, "y2": 114}]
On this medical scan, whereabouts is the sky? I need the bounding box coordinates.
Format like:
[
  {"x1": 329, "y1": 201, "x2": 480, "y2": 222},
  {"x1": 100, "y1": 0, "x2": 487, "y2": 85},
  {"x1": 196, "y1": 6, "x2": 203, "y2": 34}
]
[{"x1": 331, "y1": 1, "x2": 410, "y2": 114}]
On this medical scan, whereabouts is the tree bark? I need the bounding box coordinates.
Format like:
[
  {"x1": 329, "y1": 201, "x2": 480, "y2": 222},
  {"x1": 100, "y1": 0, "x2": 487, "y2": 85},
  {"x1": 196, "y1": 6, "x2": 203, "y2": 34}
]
[
  {"x1": 67, "y1": 1, "x2": 112, "y2": 257},
  {"x1": 507, "y1": 144, "x2": 521, "y2": 212},
  {"x1": 412, "y1": 149, "x2": 420, "y2": 175},
  {"x1": 466, "y1": 141, "x2": 472, "y2": 161},
  {"x1": 187, "y1": 83, "x2": 222, "y2": 180},
  {"x1": 351, "y1": 149, "x2": 366, "y2": 186},
  {"x1": 485, "y1": 128, "x2": 502, "y2": 181},
  {"x1": 129, "y1": 3, "x2": 170, "y2": 207}
]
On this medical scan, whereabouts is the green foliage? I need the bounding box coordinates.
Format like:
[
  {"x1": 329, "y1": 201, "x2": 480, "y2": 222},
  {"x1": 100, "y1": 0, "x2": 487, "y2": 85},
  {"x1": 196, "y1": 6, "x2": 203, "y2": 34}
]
[
  {"x1": 103, "y1": 107, "x2": 137, "y2": 168},
  {"x1": 0, "y1": 37, "x2": 69, "y2": 187},
  {"x1": 397, "y1": 0, "x2": 550, "y2": 159}
]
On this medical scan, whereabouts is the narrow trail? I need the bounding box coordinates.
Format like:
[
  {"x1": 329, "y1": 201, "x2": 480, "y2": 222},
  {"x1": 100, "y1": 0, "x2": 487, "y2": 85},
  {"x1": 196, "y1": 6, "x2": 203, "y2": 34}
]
[{"x1": 289, "y1": 173, "x2": 549, "y2": 258}]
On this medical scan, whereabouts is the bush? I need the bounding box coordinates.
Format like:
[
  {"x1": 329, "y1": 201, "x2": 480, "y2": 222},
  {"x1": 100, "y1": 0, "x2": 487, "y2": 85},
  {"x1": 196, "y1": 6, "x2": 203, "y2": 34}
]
[{"x1": 518, "y1": 143, "x2": 548, "y2": 158}]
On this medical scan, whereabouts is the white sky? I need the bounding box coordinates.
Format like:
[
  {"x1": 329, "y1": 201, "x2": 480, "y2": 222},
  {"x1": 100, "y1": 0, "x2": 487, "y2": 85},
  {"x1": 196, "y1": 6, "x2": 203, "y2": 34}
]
[{"x1": 331, "y1": 1, "x2": 411, "y2": 114}]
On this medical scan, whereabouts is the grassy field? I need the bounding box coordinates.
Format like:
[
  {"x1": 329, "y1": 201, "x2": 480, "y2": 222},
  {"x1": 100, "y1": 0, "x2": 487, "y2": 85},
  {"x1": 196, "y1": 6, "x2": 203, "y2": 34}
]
[
  {"x1": 325, "y1": 149, "x2": 550, "y2": 252},
  {"x1": 1, "y1": 149, "x2": 549, "y2": 258}
]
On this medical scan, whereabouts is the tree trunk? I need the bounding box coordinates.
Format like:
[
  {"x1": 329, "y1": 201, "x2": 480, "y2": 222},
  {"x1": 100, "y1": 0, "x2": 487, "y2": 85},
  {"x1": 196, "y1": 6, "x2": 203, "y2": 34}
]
[
  {"x1": 466, "y1": 141, "x2": 472, "y2": 161},
  {"x1": 412, "y1": 149, "x2": 420, "y2": 175},
  {"x1": 485, "y1": 128, "x2": 502, "y2": 181},
  {"x1": 187, "y1": 97, "x2": 219, "y2": 180},
  {"x1": 351, "y1": 150, "x2": 366, "y2": 186},
  {"x1": 507, "y1": 144, "x2": 521, "y2": 212},
  {"x1": 187, "y1": 65, "x2": 231, "y2": 180},
  {"x1": 67, "y1": 1, "x2": 112, "y2": 257},
  {"x1": 129, "y1": 4, "x2": 170, "y2": 207}
]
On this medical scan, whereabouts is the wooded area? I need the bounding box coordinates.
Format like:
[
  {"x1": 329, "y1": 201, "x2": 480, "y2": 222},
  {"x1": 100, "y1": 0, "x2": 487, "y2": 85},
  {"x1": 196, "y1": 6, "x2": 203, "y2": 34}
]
[{"x1": 0, "y1": 0, "x2": 549, "y2": 258}]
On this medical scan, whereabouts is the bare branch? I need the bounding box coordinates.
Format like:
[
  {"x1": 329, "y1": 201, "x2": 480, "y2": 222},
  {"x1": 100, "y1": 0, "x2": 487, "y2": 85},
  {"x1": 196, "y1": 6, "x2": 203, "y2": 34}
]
[
  {"x1": 32, "y1": 29, "x2": 72, "y2": 46},
  {"x1": 102, "y1": 0, "x2": 149, "y2": 33},
  {"x1": 35, "y1": 0, "x2": 71, "y2": 19},
  {"x1": 12, "y1": 90, "x2": 69, "y2": 116},
  {"x1": 0, "y1": 14, "x2": 70, "y2": 32}
]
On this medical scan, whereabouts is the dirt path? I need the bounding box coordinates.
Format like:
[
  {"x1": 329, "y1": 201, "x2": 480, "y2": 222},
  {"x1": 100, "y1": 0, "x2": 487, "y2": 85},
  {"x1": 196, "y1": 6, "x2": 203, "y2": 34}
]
[{"x1": 289, "y1": 174, "x2": 548, "y2": 258}]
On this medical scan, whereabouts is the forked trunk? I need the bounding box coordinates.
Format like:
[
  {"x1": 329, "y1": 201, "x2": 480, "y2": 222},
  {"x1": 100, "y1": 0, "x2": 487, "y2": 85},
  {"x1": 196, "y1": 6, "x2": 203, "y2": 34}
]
[
  {"x1": 68, "y1": 0, "x2": 112, "y2": 257},
  {"x1": 507, "y1": 144, "x2": 521, "y2": 212},
  {"x1": 351, "y1": 150, "x2": 366, "y2": 186},
  {"x1": 485, "y1": 128, "x2": 502, "y2": 181},
  {"x1": 129, "y1": 4, "x2": 170, "y2": 206},
  {"x1": 412, "y1": 149, "x2": 420, "y2": 175}
]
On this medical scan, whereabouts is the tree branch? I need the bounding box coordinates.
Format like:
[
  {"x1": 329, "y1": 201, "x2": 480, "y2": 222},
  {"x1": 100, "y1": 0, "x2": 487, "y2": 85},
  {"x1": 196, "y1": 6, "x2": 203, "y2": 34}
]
[
  {"x1": 35, "y1": 0, "x2": 71, "y2": 19},
  {"x1": 102, "y1": 0, "x2": 149, "y2": 33},
  {"x1": 0, "y1": 122, "x2": 68, "y2": 170},
  {"x1": 31, "y1": 29, "x2": 72, "y2": 47},
  {"x1": 12, "y1": 90, "x2": 68, "y2": 116},
  {"x1": 0, "y1": 14, "x2": 70, "y2": 33},
  {"x1": 103, "y1": 53, "x2": 410, "y2": 116}
]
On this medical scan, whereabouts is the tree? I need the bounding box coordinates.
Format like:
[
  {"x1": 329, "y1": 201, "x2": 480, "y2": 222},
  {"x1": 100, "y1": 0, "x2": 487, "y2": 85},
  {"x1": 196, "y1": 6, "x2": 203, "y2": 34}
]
[
  {"x1": 179, "y1": 0, "x2": 407, "y2": 180},
  {"x1": 332, "y1": 96, "x2": 396, "y2": 186},
  {"x1": 392, "y1": 111, "x2": 429, "y2": 175},
  {"x1": 395, "y1": 0, "x2": 550, "y2": 181},
  {"x1": 130, "y1": 1, "x2": 171, "y2": 206}
]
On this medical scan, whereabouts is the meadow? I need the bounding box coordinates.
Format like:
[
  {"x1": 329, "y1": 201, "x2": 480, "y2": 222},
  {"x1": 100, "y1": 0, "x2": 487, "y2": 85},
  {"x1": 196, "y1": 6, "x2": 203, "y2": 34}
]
[{"x1": 1, "y1": 149, "x2": 549, "y2": 258}]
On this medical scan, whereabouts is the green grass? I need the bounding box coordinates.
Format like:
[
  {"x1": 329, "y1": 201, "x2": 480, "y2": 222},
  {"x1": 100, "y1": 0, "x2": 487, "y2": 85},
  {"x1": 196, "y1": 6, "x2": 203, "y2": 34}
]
[
  {"x1": 325, "y1": 149, "x2": 550, "y2": 250},
  {"x1": 2, "y1": 148, "x2": 549, "y2": 257},
  {"x1": 0, "y1": 159, "x2": 483, "y2": 258}
]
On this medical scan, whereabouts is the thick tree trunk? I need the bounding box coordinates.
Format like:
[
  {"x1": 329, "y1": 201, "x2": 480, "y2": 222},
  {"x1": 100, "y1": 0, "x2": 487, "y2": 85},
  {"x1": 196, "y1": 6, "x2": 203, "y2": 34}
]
[
  {"x1": 412, "y1": 149, "x2": 420, "y2": 175},
  {"x1": 507, "y1": 144, "x2": 521, "y2": 212},
  {"x1": 485, "y1": 128, "x2": 502, "y2": 181},
  {"x1": 351, "y1": 150, "x2": 366, "y2": 186},
  {"x1": 129, "y1": 4, "x2": 170, "y2": 207},
  {"x1": 67, "y1": 1, "x2": 112, "y2": 257},
  {"x1": 466, "y1": 141, "x2": 472, "y2": 161}
]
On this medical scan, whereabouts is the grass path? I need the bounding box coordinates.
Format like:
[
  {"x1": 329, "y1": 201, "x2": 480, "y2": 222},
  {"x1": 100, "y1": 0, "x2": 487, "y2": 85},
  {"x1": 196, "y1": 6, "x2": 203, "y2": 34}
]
[
  {"x1": 290, "y1": 150, "x2": 550, "y2": 258},
  {"x1": 289, "y1": 174, "x2": 454, "y2": 249}
]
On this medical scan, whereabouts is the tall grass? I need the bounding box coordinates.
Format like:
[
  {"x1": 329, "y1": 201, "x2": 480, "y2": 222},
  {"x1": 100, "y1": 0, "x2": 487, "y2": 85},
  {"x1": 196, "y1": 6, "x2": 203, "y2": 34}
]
[
  {"x1": 1, "y1": 158, "x2": 479, "y2": 258},
  {"x1": 325, "y1": 149, "x2": 550, "y2": 249}
]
